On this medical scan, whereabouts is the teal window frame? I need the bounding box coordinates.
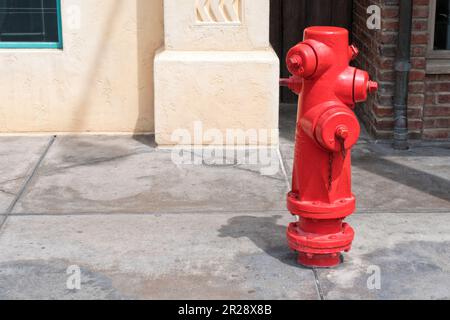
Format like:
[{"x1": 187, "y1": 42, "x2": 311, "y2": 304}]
[{"x1": 0, "y1": 0, "x2": 63, "y2": 49}]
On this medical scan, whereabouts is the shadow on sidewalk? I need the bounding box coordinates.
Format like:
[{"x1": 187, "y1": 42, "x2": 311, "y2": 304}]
[
  {"x1": 353, "y1": 152, "x2": 450, "y2": 204},
  {"x1": 218, "y1": 215, "x2": 302, "y2": 268},
  {"x1": 132, "y1": 134, "x2": 157, "y2": 149}
]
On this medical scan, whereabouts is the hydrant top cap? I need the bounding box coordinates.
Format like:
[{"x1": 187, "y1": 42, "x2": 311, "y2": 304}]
[
  {"x1": 305, "y1": 26, "x2": 348, "y2": 37},
  {"x1": 304, "y1": 27, "x2": 350, "y2": 51}
]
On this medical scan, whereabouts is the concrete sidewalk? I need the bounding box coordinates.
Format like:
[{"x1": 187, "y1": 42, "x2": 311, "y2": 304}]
[{"x1": 0, "y1": 107, "x2": 449, "y2": 299}]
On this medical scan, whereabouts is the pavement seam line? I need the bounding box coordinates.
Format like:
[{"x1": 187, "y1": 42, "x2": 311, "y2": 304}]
[
  {"x1": 5, "y1": 209, "x2": 450, "y2": 216},
  {"x1": 312, "y1": 268, "x2": 325, "y2": 300},
  {"x1": 0, "y1": 135, "x2": 56, "y2": 231},
  {"x1": 277, "y1": 147, "x2": 292, "y2": 191},
  {"x1": 279, "y1": 145, "x2": 328, "y2": 301}
]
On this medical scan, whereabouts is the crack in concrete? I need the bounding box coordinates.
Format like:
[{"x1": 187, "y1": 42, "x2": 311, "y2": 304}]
[
  {"x1": 313, "y1": 268, "x2": 325, "y2": 300},
  {"x1": 40, "y1": 152, "x2": 146, "y2": 175},
  {"x1": 0, "y1": 175, "x2": 29, "y2": 186},
  {"x1": 0, "y1": 188, "x2": 15, "y2": 196},
  {"x1": 231, "y1": 165, "x2": 286, "y2": 183},
  {"x1": 178, "y1": 148, "x2": 287, "y2": 183}
]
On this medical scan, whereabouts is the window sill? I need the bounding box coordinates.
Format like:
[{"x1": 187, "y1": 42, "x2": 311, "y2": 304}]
[
  {"x1": 426, "y1": 59, "x2": 450, "y2": 74},
  {"x1": 0, "y1": 42, "x2": 62, "y2": 49}
]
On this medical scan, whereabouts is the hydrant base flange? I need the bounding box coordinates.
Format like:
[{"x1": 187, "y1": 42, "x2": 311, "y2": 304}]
[
  {"x1": 287, "y1": 192, "x2": 355, "y2": 220},
  {"x1": 287, "y1": 222, "x2": 354, "y2": 268}
]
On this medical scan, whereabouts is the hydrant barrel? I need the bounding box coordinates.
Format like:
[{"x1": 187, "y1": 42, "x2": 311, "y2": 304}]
[{"x1": 282, "y1": 26, "x2": 378, "y2": 268}]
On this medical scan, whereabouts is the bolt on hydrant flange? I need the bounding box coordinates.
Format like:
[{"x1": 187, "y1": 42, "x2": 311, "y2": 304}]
[{"x1": 280, "y1": 27, "x2": 378, "y2": 268}]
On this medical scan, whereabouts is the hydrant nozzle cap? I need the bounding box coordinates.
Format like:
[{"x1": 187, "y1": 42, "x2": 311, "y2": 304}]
[
  {"x1": 368, "y1": 81, "x2": 378, "y2": 93},
  {"x1": 288, "y1": 55, "x2": 304, "y2": 75}
]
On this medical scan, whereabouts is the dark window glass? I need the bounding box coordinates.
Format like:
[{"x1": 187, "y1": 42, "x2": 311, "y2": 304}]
[
  {"x1": 435, "y1": 0, "x2": 450, "y2": 50},
  {"x1": 0, "y1": 0, "x2": 59, "y2": 43}
]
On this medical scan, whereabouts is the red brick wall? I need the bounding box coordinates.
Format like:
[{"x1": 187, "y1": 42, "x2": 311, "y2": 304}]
[
  {"x1": 352, "y1": 0, "x2": 450, "y2": 140},
  {"x1": 424, "y1": 75, "x2": 450, "y2": 139}
]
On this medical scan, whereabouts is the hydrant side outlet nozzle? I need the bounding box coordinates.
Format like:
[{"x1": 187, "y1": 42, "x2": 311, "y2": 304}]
[{"x1": 281, "y1": 26, "x2": 378, "y2": 268}]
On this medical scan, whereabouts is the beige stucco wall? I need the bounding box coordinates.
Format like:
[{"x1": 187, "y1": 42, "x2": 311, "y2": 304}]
[{"x1": 0, "y1": 0, "x2": 164, "y2": 134}]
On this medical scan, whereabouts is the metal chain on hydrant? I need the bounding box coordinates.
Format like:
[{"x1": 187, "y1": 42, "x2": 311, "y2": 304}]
[{"x1": 328, "y1": 152, "x2": 333, "y2": 192}]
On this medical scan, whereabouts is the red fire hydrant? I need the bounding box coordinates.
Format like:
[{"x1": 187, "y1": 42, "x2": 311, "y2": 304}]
[{"x1": 280, "y1": 26, "x2": 378, "y2": 268}]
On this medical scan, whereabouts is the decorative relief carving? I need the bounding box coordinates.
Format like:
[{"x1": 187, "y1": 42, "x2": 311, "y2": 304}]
[{"x1": 196, "y1": 0, "x2": 241, "y2": 23}]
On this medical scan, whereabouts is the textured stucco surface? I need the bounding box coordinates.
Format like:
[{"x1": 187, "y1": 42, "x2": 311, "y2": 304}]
[
  {"x1": 154, "y1": 50, "x2": 280, "y2": 145},
  {"x1": 164, "y1": 0, "x2": 270, "y2": 51},
  {"x1": 0, "y1": 0, "x2": 164, "y2": 133}
]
